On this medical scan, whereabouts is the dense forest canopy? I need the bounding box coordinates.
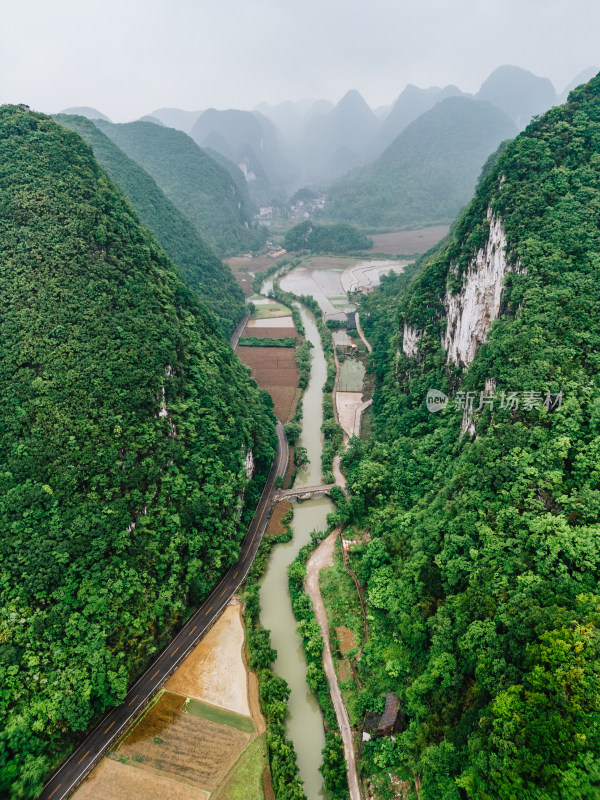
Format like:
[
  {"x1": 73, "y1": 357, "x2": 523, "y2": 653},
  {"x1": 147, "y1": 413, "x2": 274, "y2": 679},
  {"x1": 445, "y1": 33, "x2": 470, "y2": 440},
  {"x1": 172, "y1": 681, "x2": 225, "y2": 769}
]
[
  {"x1": 341, "y1": 76, "x2": 600, "y2": 798},
  {"x1": 55, "y1": 114, "x2": 246, "y2": 337},
  {"x1": 283, "y1": 220, "x2": 372, "y2": 253},
  {"x1": 0, "y1": 105, "x2": 274, "y2": 798},
  {"x1": 93, "y1": 119, "x2": 266, "y2": 256}
]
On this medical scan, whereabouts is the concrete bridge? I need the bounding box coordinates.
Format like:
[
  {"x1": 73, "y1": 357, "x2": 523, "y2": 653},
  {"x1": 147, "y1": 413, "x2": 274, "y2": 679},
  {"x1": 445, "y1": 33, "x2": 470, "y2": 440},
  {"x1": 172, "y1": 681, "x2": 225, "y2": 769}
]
[{"x1": 275, "y1": 483, "x2": 336, "y2": 501}]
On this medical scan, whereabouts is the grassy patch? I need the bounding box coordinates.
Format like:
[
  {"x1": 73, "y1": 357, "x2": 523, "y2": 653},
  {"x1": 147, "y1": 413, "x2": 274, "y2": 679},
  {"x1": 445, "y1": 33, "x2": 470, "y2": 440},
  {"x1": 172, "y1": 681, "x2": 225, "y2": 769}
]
[
  {"x1": 214, "y1": 735, "x2": 267, "y2": 800},
  {"x1": 185, "y1": 699, "x2": 255, "y2": 733},
  {"x1": 250, "y1": 301, "x2": 291, "y2": 319}
]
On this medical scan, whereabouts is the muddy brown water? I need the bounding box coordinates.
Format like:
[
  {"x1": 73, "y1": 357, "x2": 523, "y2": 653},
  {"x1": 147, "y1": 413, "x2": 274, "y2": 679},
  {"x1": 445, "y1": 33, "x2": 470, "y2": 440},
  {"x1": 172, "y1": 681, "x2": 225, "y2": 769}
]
[{"x1": 260, "y1": 303, "x2": 332, "y2": 799}]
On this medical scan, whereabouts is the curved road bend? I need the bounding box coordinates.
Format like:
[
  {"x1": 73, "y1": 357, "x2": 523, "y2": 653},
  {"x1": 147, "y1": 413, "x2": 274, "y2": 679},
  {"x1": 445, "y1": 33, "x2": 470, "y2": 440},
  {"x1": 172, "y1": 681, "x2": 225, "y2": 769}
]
[
  {"x1": 38, "y1": 421, "x2": 288, "y2": 800},
  {"x1": 229, "y1": 309, "x2": 251, "y2": 350}
]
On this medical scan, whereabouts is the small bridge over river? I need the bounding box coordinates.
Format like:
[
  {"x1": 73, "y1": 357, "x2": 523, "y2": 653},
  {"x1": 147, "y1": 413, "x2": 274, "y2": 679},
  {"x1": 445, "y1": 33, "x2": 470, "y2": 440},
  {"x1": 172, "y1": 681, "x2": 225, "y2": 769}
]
[{"x1": 275, "y1": 483, "x2": 336, "y2": 501}]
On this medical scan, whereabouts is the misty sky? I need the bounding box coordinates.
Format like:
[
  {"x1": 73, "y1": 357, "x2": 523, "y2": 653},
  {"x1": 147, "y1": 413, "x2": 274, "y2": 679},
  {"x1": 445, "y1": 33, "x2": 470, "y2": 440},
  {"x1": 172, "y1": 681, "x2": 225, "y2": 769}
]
[{"x1": 1, "y1": 0, "x2": 598, "y2": 121}]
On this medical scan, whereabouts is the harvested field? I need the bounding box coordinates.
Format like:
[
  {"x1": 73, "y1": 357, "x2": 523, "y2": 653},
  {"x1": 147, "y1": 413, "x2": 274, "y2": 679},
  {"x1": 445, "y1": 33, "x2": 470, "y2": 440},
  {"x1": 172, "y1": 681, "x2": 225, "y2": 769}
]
[
  {"x1": 369, "y1": 226, "x2": 449, "y2": 255},
  {"x1": 166, "y1": 603, "x2": 250, "y2": 716},
  {"x1": 227, "y1": 255, "x2": 287, "y2": 272},
  {"x1": 72, "y1": 758, "x2": 210, "y2": 800},
  {"x1": 335, "y1": 626, "x2": 357, "y2": 654},
  {"x1": 234, "y1": 273, "x2": 253, "y2": 297},
  {"x1": 265, "y1": 499, "x2": 292, "y2": 537},
  {"x1": 114, "y1": 691, "x2": 249, "y2": 790},
  {"x1": 236, "y1": 347, "x2": 299, "y2": 422},
  {"x1": 241, "y1": 328, "x2": 297, "y2": 340},
  {"x1": 246, "y1": 316, "x2": 295, "y2": 329}
]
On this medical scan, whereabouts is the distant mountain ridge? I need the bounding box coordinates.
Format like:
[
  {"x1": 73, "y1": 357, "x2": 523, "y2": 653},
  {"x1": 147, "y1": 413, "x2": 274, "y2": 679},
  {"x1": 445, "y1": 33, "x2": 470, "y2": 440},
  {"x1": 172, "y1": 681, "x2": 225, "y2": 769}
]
[
  {"x1": 60, "y1": 105, "x2": 111, "y2": 121},
  {"x1": 190, "y1": 108, "x2": 295, "y2": 201},
  {"x1": 323, "y1": 96, "x2": 517, "y2": 230},
  {"x1": 93, "y1": 119, "x2": 264, "y2": 256}
]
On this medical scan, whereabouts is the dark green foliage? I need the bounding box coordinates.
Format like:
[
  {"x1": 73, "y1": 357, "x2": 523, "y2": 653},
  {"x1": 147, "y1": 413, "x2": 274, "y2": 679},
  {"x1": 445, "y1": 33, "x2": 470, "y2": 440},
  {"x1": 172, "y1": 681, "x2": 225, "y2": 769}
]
[
  {"x1": 295, "y1": 340, "x2": 313, "y2": 390},
  {"x1": 324, "y1": 97, "x2": 517, "y2": 231},
  {"x1": 284, "y1": 422, "x2": 302, "y2": 444},
  {"x1": 284, "y1": 220, "x2": 372, "y2": 254},
  {"x1": 92, "y1": 119, "x2": 266, "y2": 256},
  {"x1": 239, "y1": 336, "x2": 296, "y2": 348},
  {"x1": 343, "y1": 76, "x2": 600, "y2": 798},
  {"x1": 0, "y1": 106, "x2": 274, "y2": 798},
  {"x1": 55, "y1": 114, "x2": 245, "y2": 337}
]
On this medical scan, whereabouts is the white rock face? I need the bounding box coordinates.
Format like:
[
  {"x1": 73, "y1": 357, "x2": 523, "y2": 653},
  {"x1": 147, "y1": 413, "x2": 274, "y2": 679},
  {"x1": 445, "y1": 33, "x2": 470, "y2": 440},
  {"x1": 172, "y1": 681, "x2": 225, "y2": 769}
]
[
  {"x1": 443, "y1": 210, "x2": 524, "y2": 367},
  {"x1": 244, "y1": 448, "x2": 254, "y2": 479},
  {"x1": 402, "y1": 325, "x2": 422, "y2": 359},
  {"x1": 238, "y1": 158, "x2": 256, "y2": 182}
]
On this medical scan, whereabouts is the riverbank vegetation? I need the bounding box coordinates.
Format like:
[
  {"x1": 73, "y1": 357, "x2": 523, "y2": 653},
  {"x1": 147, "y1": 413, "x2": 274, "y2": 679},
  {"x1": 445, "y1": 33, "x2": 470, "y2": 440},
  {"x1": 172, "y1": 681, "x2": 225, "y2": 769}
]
[
  {"x1": 0, "y1": 106, "x2": 275, "y2": 798},
  {"x1": 289, "y1": 537, "x2": 349, "y2": 800},
  {"x1": 244, "y1": 512, "x2": 307, "y2": 800},
  {"x1": 239, "y1": 336, "x2": 296, "y2": 348}
]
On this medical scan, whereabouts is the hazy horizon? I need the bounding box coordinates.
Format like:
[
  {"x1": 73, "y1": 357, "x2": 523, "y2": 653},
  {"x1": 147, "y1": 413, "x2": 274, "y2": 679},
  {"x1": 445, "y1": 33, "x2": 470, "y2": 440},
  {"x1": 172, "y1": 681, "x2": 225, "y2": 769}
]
[{"x1": 1, "y1": 0, "x2": 599, "y2": 122}]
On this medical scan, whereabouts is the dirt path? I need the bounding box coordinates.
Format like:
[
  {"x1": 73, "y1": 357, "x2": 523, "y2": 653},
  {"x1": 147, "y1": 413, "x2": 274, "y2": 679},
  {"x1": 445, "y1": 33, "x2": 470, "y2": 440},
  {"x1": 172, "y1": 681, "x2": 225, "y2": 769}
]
[
  {"x1": 354, "y1": 312, "x2": 372, "y2": 353},
  {"x1": 332, "y1": 455, "x2": 346, "y2": 491},
  {"x1": 306, "y1": 531, "x2": 361, "y2": 800}
]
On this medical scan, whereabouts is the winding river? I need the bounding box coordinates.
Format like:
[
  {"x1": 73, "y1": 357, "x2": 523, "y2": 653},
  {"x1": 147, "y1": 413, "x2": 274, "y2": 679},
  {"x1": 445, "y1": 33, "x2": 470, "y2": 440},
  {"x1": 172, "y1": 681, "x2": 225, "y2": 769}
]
[{"x1": 259, "y1": 302, "x2": 332, "y2": 800}]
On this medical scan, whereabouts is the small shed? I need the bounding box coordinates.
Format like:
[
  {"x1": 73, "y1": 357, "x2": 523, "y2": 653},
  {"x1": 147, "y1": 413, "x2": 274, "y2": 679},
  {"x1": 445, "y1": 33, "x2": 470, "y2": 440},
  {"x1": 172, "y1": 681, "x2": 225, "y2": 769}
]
[
  {"x1": 347, "y1": 311, "x2": 357, "y2": 330},
  {"x1": 362, "y1": 693, "x2": 405, "y2": 739}
]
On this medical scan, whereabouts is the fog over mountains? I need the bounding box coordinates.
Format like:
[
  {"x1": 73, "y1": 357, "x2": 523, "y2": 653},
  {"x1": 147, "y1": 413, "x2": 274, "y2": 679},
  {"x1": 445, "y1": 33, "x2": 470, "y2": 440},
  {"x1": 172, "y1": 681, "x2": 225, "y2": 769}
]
[{"x1": 62, "y1": 64, "x2": 598, "y2": 230}]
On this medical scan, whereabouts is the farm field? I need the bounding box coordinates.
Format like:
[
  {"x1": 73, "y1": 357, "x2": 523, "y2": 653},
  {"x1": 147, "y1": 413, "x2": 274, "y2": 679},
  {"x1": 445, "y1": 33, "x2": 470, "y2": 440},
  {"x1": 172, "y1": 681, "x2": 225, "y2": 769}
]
[
  {"x1": 111, "y1": 690, "x2": 249, "y2": 789},
  {"x1": 338, "y1": 359, "x2": 366, "y2": 392},
  {"x1": 226, "y1": 254, "x2": 288, "y2": 297},
  {"x1": 166, "y1": 603, "x2": 250, "y2": 715},
  {"x1": 369, "y1": 225, "x2": 449, "y2": 255},
  {"x1": 237, "y1": 344, "x2": 299, "y2": 423},
  {"x1": 212, "y1": 736, "x2": 267, "y2": 800},
  {"x1": 249, "y1": 298, "x2": 291, "y2": 319},
  {"x1": 71, "y1": 758, "x2": 210, "y2": 800},
  {"x1": 265, "y1": 499, "x2": 293, "y2": 537},
  {"x1": 72, "y1": 602, "x2": 268, "y2": 800}
]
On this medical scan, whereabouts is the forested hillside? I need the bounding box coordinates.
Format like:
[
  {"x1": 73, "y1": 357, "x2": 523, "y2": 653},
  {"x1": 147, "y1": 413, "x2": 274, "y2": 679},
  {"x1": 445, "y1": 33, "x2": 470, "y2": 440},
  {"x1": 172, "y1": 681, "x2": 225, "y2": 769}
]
[
  {"x1": 323, "y1": 96, "x2": 516, "y2": 230},
  {"x1": 340, "y1": 76, "x2": 600, "y2": 798},
  {"x1": 55, "y1": 115, "x2": 245, "y2": 336},
  {"x1": 284, "y1": 220, "x2": 372, "y2": 253},
  {"x1": 0, "y1": 105, "x2": 274, "y2": 798},
  {"x1": 93, "y1": 119, "x2": 265, "y2": 256}
]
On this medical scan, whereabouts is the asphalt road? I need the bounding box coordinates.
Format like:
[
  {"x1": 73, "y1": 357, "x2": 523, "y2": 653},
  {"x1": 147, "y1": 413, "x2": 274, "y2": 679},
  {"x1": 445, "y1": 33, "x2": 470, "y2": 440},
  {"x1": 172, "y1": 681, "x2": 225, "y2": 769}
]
[{"x1": 38, "y1": 420, "x2": 288, "y2": 800}]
